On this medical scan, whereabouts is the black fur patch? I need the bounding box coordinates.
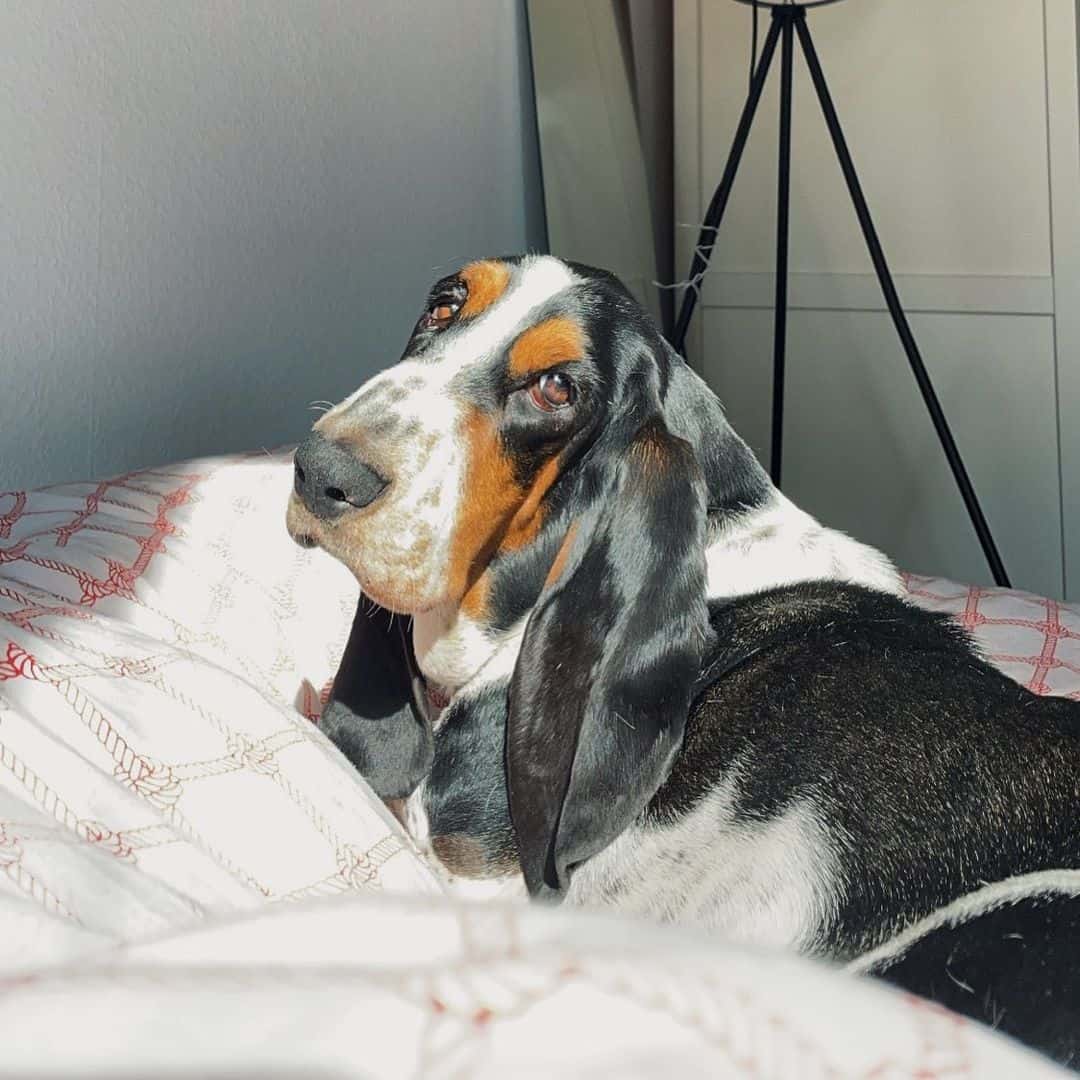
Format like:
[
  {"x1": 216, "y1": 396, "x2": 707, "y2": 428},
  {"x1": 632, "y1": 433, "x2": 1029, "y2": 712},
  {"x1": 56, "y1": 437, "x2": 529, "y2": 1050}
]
[
  {"x1": 873, "y1": 892, "x2": 1080, "y2": 1072},
  {"x1": 319, "y1": 601, "x2": 431, "y2": 801},
  {"x1": 653, "y1": 582, "x2": 1080, "y2": 960},
  {"x1": 423, "y1": 683, "x2": 518, "y2": 878}
]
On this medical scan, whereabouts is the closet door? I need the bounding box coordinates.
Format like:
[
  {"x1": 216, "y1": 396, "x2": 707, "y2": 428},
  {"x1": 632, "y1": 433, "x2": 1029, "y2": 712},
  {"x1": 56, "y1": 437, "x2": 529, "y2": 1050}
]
[{"x1": 675, "y1": 0, "x2": 1079, "y2": 599}]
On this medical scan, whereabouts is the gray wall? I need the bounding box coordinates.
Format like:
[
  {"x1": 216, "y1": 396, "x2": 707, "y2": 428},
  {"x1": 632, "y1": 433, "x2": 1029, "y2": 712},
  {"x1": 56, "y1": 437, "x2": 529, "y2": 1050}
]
[{"x1": 0, "y1": 1, "x2": 545, "y2": 490}]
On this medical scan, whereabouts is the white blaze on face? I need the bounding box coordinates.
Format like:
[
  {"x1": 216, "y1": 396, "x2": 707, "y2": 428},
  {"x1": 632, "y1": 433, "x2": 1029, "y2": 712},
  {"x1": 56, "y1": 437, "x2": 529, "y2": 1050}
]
[{"x1": 312, "y1": 255, "x2": 579, "y2": 614}]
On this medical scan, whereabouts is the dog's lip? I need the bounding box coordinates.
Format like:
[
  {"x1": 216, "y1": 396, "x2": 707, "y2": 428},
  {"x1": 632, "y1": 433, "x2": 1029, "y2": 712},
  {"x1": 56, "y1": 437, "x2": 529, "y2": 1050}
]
[
  {"x1": 286, "y1": 496, "x2": 440, "y2": 615},
  {"x1": 358, "y1": 579, "x2": 438, "y2": 617}
]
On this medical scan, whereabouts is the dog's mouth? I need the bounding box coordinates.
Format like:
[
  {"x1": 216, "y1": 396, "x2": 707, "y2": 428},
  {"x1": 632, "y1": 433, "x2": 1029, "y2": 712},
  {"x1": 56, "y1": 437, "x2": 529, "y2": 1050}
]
[
  {"x1": 286, "y1": 496, "x2": 442, "y2": 616},
  {"x1": 285, "y1": 497, "x2": 325, "y2": 551}
]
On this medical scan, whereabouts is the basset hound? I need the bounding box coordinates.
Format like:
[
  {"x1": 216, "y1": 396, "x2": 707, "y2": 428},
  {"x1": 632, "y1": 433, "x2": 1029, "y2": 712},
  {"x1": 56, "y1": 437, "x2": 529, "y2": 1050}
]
[{"x1": 287, "y1": 255, "x2": 1080, "y2": 1070}]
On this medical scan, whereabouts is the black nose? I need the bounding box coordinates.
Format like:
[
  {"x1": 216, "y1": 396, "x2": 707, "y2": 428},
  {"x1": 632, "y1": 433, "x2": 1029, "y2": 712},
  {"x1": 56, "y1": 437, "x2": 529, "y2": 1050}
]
[{"x1": 293, "y1": 433, "x2": 389, "y2": 520}]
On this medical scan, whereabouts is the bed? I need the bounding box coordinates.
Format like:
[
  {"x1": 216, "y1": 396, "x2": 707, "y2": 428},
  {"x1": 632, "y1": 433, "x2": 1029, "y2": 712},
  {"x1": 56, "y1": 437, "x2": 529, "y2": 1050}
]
[{"x1": 0, "y1": 449, "x2": 1073, "y2": 1077}]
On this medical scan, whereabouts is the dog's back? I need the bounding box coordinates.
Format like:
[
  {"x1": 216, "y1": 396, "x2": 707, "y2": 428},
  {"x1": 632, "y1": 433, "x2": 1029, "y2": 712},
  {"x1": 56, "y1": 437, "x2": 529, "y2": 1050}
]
[
  {"x1": 627, "y1": 581, "x2": 1080, "y2": 1069},
  {"x1": 650, "y1": 582, "x2": 1080, "y2": 949}
]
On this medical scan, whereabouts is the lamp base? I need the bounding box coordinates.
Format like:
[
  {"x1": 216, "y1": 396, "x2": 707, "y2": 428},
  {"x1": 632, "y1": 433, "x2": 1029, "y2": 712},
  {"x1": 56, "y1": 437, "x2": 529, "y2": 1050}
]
[{"x1": 730, "y1": 1, "x2": 849, "y2": 9}]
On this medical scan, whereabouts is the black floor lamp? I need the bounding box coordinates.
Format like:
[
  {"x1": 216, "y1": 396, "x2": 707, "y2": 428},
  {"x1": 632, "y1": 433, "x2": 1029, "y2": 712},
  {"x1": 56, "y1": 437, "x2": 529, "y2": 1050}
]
[{"x1": 670, "y1": 0, "x2": 1011, "y2": 588}]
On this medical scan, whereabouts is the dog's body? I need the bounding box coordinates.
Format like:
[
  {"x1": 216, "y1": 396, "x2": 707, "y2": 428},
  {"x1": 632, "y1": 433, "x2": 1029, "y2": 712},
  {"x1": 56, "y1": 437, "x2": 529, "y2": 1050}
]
[{"x1": 288, "y1": 255, "x2": 1080, "y2": 1069}]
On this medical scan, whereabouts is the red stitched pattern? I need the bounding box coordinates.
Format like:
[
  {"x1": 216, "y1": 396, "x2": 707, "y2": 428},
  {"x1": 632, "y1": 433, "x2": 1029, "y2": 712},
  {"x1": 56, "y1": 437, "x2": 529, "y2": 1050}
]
[{"x1": 904, "y1": 573, "x2": 1080, "y2": 699}]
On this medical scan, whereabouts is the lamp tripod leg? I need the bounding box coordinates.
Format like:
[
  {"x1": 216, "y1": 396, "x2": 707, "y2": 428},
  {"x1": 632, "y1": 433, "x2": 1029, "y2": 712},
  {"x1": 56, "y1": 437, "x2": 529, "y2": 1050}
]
[
  {"x1": 672, "y1": 14, "x2": 783, "y2": 356},
  {"x1": 793, "y1": 14, "x2": 1010, "y2": 588},
  {"x1": 771, "y1": 12, "x2": 796, "y2": 487}
]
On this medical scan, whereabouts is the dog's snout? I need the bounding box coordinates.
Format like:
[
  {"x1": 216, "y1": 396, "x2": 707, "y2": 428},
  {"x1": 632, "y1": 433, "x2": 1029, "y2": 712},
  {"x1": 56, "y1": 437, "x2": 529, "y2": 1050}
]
[{"x1": 293, "y1": 433, "x2": 388, "y2": 519}]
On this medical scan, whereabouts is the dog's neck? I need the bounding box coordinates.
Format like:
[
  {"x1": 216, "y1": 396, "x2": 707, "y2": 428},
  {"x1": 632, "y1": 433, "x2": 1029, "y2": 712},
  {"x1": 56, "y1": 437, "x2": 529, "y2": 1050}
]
[
  {"x1": 412, "y1": 487, "x2": 901, "y2": 698},
  {"x1": 705, "y1": 488, "x2": 900, "y2": 601}
]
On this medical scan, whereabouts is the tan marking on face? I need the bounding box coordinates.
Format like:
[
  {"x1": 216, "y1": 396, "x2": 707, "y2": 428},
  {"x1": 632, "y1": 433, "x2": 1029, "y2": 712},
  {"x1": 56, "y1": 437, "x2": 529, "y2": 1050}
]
[
  {"x1": 448, "y1": 412, "x2": 565, "y2": 610},
  {"x1": 446, "y1": 410, "x2": 524, "y2": 602},
  {"x1": 500, "y1": 453, "x2": 562, "y2": 553},
  {"x1": 544, "y1": 520, "x2": 580, "y2": 587},
  {"x1": 459, "y1": 571, "x2": 490, "y2": 620},
  {"x1": 508, "y1": 316, "x2": 586, "y2": 378},
  {"x1": 459, "y1": 260, "x2": 512, "y2": 319}
]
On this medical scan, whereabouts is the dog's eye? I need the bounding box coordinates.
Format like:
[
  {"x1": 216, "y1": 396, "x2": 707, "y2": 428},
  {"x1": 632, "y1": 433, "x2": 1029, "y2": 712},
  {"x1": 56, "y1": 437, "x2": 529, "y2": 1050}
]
[
  {"x1": 417, "y1": 280, "x2": 467, "y2": 333},
  {"x1": 422, "y1": 298, "x2": 461, "y2": 329},
  {"x1": 529, "y1": 372, "x2": 576, "y2": 412}
]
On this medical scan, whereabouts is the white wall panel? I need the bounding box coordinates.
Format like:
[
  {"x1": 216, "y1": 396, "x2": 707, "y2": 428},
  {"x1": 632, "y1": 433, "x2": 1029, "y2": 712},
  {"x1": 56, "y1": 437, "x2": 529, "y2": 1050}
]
[
  {"x1": 704, "y1": 308, "x2": 1062, "y2": 598},
  {"x1": 696, "y1": 0, "x2": 1052, "y2": 279}
]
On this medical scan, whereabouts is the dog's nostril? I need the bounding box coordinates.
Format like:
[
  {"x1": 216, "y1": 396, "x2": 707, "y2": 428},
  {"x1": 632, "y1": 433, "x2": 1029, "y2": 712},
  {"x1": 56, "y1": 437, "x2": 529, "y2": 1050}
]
[{"x1": 293, "y1": 433, "x2": 388, "y2": 517}]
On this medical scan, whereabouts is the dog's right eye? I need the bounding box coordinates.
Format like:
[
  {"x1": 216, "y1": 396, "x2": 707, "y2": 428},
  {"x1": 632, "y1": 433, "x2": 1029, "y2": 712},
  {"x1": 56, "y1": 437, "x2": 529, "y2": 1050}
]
[{"x1": 529, "y1": 372, "x2": 577, "y2": 412}]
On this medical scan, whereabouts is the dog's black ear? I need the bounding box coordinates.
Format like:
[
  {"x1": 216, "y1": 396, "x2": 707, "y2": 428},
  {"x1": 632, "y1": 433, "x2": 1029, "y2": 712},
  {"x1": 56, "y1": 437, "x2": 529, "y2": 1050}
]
[
  {"x1": 662, "y1": 349, "x2": 771, "y2": 516},
  {"x1": 506, "y1": 406, "x2": 710, "y2": 898},
  {"x1": 319, "y1": 599, "x2": 433, "y2": 800}
]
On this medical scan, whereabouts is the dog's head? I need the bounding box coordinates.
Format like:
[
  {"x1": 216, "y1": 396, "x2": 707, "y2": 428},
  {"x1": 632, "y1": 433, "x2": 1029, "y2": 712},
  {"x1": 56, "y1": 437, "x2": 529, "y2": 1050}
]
[{"x1": 288, "y1": 255, "x2": 764, "y2": 896}]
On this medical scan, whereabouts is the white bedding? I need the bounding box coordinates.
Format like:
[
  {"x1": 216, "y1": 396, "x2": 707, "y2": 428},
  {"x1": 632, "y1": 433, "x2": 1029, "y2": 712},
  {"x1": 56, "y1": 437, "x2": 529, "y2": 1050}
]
[{"x1": 0, "y1": 450, "x2": 1074, "y2": 1077}]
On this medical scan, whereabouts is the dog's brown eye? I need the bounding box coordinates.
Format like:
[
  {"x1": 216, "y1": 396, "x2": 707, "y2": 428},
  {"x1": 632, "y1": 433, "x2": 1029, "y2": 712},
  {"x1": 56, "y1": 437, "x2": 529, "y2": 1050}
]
[
  {"x1": 530, "y1": 372, "x2": 576, "y2": 411},
  {"x1": 423, "y1": 299, "x2": 460, "y2": 329}
]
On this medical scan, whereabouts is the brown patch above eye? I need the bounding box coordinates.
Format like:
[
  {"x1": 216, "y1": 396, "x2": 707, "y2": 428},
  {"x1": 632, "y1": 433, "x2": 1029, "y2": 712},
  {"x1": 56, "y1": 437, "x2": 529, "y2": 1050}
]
[
  {"x1": 508, "y1": 317, "x2": 585, "y2": 378},
  {"x1": 459, "y1": 260, "x2": 512, "y2": 319}
]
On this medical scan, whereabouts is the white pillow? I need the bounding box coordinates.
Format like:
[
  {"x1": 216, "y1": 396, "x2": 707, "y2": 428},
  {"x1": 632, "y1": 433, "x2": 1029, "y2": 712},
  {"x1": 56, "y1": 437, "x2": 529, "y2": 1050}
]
[{"x1": 0, "y1": 450, "x2": 440, "y2": 968}]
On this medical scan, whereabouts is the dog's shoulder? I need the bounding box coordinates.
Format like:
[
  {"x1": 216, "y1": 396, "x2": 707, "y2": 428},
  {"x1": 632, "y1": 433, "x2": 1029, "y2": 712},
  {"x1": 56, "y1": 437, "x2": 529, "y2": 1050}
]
[
  {"x1": 703, "y1": 579, "x2": 969, "y2": 670},
  {"x1": 651, "y1": 578, "x2": 1080, "y2": 956}
]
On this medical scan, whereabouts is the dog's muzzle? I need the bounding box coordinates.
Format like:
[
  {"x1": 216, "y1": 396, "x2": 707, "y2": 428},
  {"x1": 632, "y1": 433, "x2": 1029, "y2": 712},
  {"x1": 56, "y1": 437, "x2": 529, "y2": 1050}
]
[{"x1": 293, "y1": 432, "x2": 388, "y2": 520}]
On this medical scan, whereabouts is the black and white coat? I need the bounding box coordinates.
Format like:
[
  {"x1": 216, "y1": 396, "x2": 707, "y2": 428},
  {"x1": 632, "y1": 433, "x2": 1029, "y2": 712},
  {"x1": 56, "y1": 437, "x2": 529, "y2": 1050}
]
[{"x1": 288, "y1": 256, "x2": 1080, "y2": 1070}]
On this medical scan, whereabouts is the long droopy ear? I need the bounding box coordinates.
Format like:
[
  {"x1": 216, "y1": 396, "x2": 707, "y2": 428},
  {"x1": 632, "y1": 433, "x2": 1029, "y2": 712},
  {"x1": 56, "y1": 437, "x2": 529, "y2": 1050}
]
[
  {"x1": 319, "y1": 599, "x2": 433, "y2": 800},
  {"x1": 506, "y1": 403, "x2": 711, "y2": 898}
]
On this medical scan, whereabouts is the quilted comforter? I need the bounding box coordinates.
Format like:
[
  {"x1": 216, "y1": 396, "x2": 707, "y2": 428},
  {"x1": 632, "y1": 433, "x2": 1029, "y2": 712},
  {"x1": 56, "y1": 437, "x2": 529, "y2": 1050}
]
[{"x1": 0, "y1": 449, "x2": 1074, "y2": 1077}]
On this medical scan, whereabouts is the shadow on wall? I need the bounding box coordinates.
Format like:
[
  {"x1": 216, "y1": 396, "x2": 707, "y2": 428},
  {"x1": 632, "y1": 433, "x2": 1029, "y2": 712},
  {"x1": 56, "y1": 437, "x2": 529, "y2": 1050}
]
[{"x1": 0, "y1": 1, "x2": 546, "y2": 490}]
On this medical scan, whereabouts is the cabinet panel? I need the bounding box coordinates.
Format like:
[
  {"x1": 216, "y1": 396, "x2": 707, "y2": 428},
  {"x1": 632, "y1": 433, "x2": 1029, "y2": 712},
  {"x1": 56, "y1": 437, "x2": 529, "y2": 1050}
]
[{"x1": 703, "y1": 308, "x2": 1063, "y2": 598}]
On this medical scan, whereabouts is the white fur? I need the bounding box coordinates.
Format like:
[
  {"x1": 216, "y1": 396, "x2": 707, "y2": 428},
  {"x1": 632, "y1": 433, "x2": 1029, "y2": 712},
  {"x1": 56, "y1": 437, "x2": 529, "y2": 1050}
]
[
  {"x1": 430, "y1": 774, "x2": 847, "y2": 947},
  {"x1": 413, "y1": 609, "x2": 528, "y2": 700},
  {"x1": 412, "y1": 604, "x2": 492, "y2": 699},
  {"x1": 848, "y1": 869, "x2": 1080, "y2": 975},
  {"x1": 566, "y1": 774, "x2": 845, "y2": 948},
  {"x1": 706, "y1": 490, "x2": 902, "y2": 601},
  {"x1": 331, "y1": 256, "x2": 578, "y2": 414},
  {"x1": 432, "y1": 256, "x2": 578, "y2": 378}
]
